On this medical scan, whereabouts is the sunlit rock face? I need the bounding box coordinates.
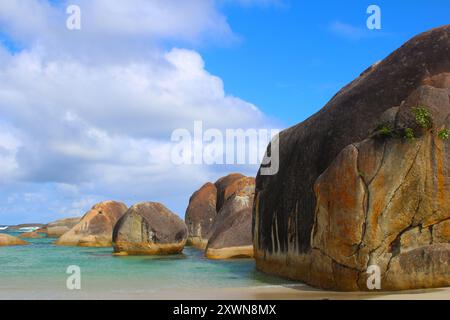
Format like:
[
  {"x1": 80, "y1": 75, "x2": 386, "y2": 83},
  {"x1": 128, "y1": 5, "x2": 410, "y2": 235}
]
[
  {"x1": 56, "y1": 201, "x2": 127, "y2": 247},
  {"x1": 253, "y1": 25, "x2": 450, "y2": 291},
  {"x1": 0, "y1": 234, "x2": 29, "y2": 246},
  {"x1": 39, "y1": 217, "x2": 81, "y2": 238}
]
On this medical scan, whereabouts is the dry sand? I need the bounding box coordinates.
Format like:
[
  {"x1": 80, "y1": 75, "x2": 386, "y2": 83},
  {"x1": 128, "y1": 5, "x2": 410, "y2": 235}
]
[{"x1": 1, "y1": 284, "x2": 449, "y2": 300}]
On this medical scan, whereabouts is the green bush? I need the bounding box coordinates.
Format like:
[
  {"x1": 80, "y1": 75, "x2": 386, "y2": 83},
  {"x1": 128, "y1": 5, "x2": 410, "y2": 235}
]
[
  {"x1": 404, "y1": 128, "x2": 415, "y2": 142},
  {"x1": 438, "y1": 129, "x2": 450, "y2": 140},
  {"x1": 375, "y1": 123, "x2": 394, "y2": 138},
  {"x1": 412, "y1": 107, "x2": 432, "y2": 129}
]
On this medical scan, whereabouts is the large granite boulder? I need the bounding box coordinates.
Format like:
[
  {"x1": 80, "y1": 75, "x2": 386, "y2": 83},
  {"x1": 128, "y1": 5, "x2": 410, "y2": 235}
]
[
  {"x1": 253, "y1": 26, "x2": 450, "y2": 291},
  {"x1": 42, "y1": 217, "x2": 81, "y2": 238},
  {"x1": 214, "y1": 173, "x2": 245, "y2": 212},
  {"x1": 206, "y1": 177, "x2": 255, "y2": 259},
  {"x1": 185, "y1": 182, "x2": 218, "y2": 249},
  {"x1": 185, "y1": 173, "x2": 246, "y2": 249},
  {"x1": 55, "y1": 201, "x2": 127, "y2": 247},
  {"x1": 185, "y1": 173, "x2": 256, "y2": 258},
  {"x1": 113, "y1": 202, "x2": 188, "y2": 255},
  {"x1": 0, "y1": 234, "x2": 28, "y2": 246}
]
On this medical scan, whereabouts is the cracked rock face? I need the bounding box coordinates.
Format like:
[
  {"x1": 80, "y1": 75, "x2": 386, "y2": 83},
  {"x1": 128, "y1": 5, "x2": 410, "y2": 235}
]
[
  {"x1": 56, "y1": 201, "x2": 128, "y2": 247},
  {"x1": 313, "y1": 110, "x2": 449, "y2": 290},
  {"x1": 253, "y1": 25, "x2": 450, "y2": 291},
  {"x1": 113, "y1": 202, "x2": 187, "y2": 256}
]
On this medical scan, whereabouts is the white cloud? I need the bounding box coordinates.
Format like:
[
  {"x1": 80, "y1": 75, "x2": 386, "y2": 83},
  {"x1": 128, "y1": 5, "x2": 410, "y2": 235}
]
[
  {"x1": 0, "y1": 0, "x2": 276, "y2": 223},
  {"x1": 328, "y1": 21, "x2": 368, "y2": 40},
  {"x1": 0, "y1": 125, "x2": 21, "y2": 181},
  {"x1": 328, "y1": 21, "x2": 391, "y2": 41}
]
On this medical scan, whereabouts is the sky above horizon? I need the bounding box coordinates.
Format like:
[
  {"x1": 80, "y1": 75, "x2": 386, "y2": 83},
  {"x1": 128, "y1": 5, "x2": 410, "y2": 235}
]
[{"x1": 0, "y1": 0, "x2": 449, "y2": 224}]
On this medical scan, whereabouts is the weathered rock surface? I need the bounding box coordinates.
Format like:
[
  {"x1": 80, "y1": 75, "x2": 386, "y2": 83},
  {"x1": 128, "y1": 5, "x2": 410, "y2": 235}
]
[
  {"x1": 56, "y1": 201, "x2": 127, "y2": 247},
  {"x1": 42, "y1": 217, "x2": 81, "y2": 238},
  {"x1": 206, "y1": 177, "x2": 255, "y2": 259},
  {"x1": 185, "y1": 182, "x2": 218, "y2": 249},
  {"x1": 185, "y1": 173, "x2": 256, "y2": 258},
  {"x1": 253, "y1": 26, "x2": 450, "y2": 291},
  {"x1": 20, "y1": 231, "x2": 44, "y2": 239},
  {"x1": 214, "y1": 173, "x2": 245, "y2": 212},
  {"x1": 185, "y1": 173, "x2": 247, "y2": 250},
  {"x1": 0, "y1": 234, "x2": 28, "y2": 246},
  {"x1": 113, "y1": 202, "x2": 187, "y2": 255}
]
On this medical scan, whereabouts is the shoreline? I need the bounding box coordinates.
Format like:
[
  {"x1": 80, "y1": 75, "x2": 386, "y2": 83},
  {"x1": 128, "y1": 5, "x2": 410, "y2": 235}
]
[{"x1": 1, "y1": 284, "x2": 449, "y2": 300}]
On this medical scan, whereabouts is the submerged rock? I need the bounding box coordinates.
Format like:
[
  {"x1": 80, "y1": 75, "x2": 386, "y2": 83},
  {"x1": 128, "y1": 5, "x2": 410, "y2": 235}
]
[
  {"x1": 253, "y1": 25, "x2": 450, "y2": 291},
  {"x1": 20, "y1": 231, "x2": 44, "y2": 239},
  {"x1": 55, "y1": 201, "x2": 127, "y2": 247},
  {"x1": 0, "y1": 234, "x2": 28, "y2": 246},
  {"x1": 113, "y1": 202, "x2": 187, "y2": 255}
]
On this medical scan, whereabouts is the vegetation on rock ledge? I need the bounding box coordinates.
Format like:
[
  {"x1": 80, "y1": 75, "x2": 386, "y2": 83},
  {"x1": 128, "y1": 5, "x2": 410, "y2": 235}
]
[{"x1": 412, "y1": 106, "x2": 433, "y2": 129}]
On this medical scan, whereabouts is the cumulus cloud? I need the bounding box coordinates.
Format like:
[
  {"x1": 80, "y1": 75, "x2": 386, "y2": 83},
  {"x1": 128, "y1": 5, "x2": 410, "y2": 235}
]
[{"x1": 0, "y1": 0, "x2": 276, "y2": 223}]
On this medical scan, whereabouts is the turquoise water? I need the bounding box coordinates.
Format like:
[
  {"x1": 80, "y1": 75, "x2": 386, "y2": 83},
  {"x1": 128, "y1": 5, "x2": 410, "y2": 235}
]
[{"x1": 0, "y1": 231, "x2": 293, "y2": 299}]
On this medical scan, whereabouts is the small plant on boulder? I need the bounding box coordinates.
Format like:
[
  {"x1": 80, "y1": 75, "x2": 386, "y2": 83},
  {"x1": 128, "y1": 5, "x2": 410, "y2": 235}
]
[
  {"x1": 438, "y1": 128, "x2": 450, "y2": 140},
  {"x1": 374, "y1": 122, "x2": 394, "y2": 138},
  {"x1": 404, "y1": 128, "x2": 415, "y2": 142},
  {"x1": 412, "y1": 106, "x2": 433, "y2": 129}
]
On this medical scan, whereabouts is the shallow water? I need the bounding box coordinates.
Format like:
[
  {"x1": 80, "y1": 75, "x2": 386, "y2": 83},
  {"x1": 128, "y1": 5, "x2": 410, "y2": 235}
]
[{"x1": 0, "y1": 231, "x2": 293, "y2": 299}]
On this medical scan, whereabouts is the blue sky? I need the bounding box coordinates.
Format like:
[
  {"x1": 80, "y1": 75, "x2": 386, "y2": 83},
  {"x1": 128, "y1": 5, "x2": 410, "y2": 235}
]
[
  {"x1": 201, "y1": 0, "x2": 450, "y2": 126},
  {"x1": 0, "y1": 0, "x2": 448, "y2": 224}
]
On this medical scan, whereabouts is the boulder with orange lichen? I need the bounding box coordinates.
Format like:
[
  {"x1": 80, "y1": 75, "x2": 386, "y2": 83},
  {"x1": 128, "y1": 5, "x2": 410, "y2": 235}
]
[{"x1": 253, "y1": 26, "x2": 450, "y2": 291}]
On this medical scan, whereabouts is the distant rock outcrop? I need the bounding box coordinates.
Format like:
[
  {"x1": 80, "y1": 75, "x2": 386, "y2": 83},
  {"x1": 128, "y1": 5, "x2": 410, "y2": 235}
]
[
  {"x1": 55, "y1": 201, "x2": 127, "y2": 247},
  {"x1": 0, "y1": 234, "x2": 28, "y2": 246},
  {"x1": 42, "y1": 217, "x2": 81, "y2": 238},
  {"x1": 185, "y1": 173, "x2": 256, "y2": 259},
  {"x1": 8, "y1": 224, "x2": 45, "y2": 231},
  {"x1": 253, "y1": 26, "x2": 450, "y2": 291},
  {"x1": 20, "y1": 231, "x2": 44, "y2": 239},
  {"x1": 113, "y1": 202, "x2": 187, "y2": 255}
]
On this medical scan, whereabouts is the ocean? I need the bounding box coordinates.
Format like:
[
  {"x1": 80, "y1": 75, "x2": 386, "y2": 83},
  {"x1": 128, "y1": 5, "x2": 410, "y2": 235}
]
[{"x1": 0, "y1": 230, "x2": 294, "y2": 299}]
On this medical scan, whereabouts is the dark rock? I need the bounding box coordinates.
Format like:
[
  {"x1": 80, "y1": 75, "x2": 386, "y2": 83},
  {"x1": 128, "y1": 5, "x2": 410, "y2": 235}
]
[{"x1": 253, "y1": 25, "x2": 450, "y2": 291}]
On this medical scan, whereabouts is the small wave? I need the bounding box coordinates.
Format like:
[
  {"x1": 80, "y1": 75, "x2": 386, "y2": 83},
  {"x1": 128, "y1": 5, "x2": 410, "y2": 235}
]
[
  {"x1": 0, "y1": 226, "x2": 8, "y2": 231},
  {"x1": 18, "y1": 227, "x2": 39, "y2": 232}
]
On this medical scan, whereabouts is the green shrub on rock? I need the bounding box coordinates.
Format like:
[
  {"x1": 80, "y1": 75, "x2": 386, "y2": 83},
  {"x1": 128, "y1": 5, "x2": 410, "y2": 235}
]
[
  {"x1": 412, "y1": 106, "x2": 433, "y2": 129},
  {"x1": 438, "y1": 129, "x2": 450, "y2": 140}
]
